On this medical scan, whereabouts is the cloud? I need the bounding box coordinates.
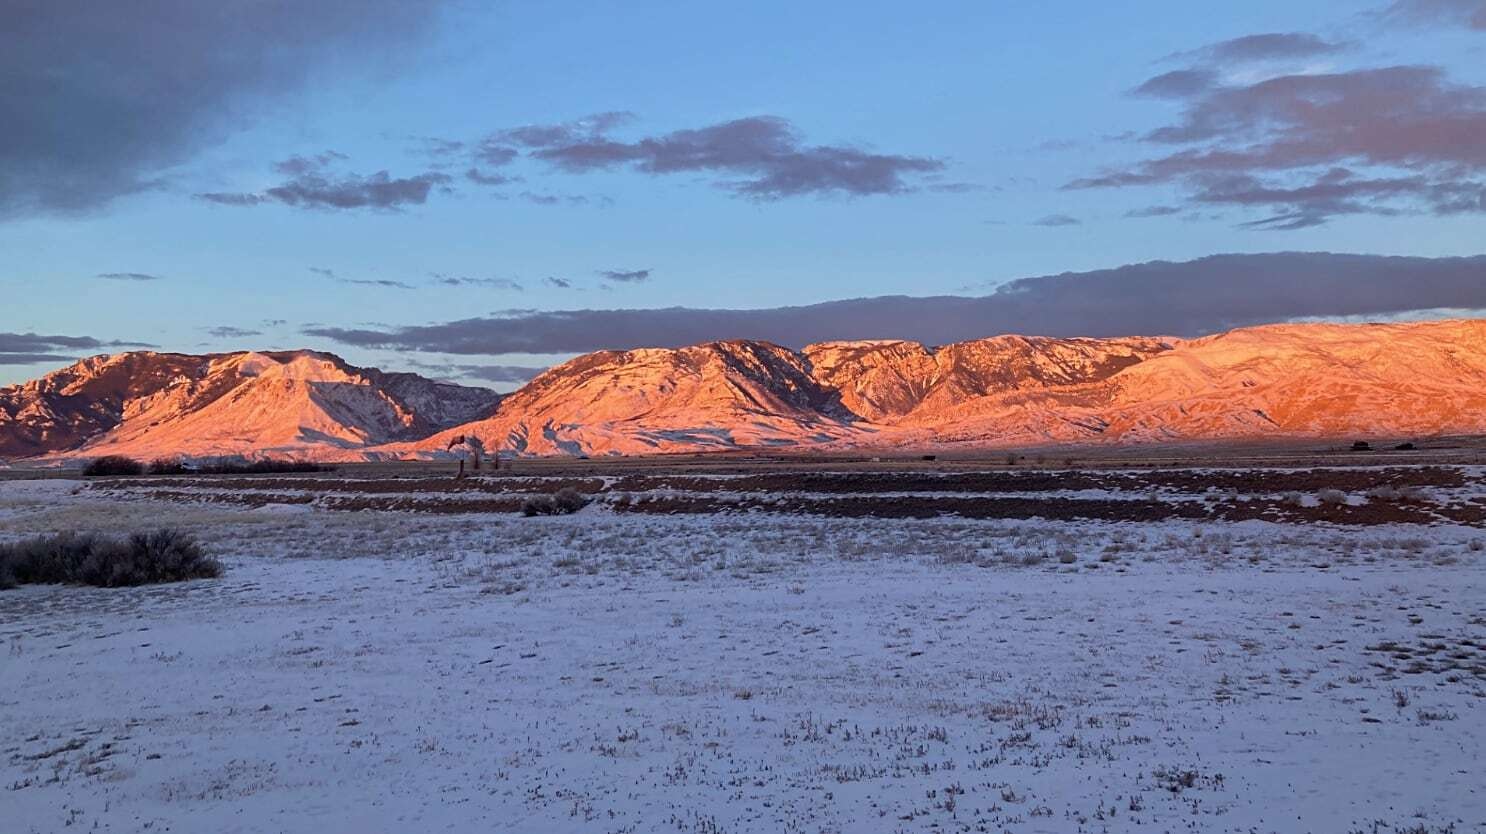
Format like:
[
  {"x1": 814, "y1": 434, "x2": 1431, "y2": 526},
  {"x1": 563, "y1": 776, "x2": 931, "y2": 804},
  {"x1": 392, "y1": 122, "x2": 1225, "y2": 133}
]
[
  {"x1": 1383, "y1": 0, "x2": 1486, "y2": 29},
  {"x1": 96, "y1": 272, "x2": 163, "y2": 282},
  {"x1": 0, "y1": 332, "x2": 152, "y2": 365},
  {"x1": 308, "y1": 267, "x2": 336, "y2": 279},
  {"x1": 301, "y1": 253, "x2": 1486, "y2": 355},
  {"x1": 403, "y1": 358, "x2": 545, "y2": 384},
  {"x1": 544, "y1": 277, "x2": 573, "y2": 289},
  {"x1": 200, "y1": 153, "x2": 452, "y2": 210},
  {"x1": 451, "y1": 364, "x2": 546, "y2": 383},
  {"x1": 205, "y1": 326, "x2": 263, "y2": 338},
  {"x1": 0, "y1": 1, "x2": 448, "y2": 219},
  {"x1": 0, "y1": 352, "x2": 76, "y2": 365},
  {"x1": 489, "y1": 113, "x2": 947, "y2": 199},
  {"x1": 465, "y1": 168, "x2": 517, "y2": 187},
  {"x1": 1032, "y1": 214, "x2": 1081, "y2": 227},
  {"x1": 1124, "y1": 205, "x2": 1183, "y2": 218},
  {"x1": 341, "y1": 278, "x2": 417, "y2": 290},
  {"x1": 1071, "y1": 61, "x2": 1486, "y2": 227},
  {"x1": 431, "y1": 274, "x2": 524, "y2": 291},
  {"x1": 598, "y1": 268, "x2": 651, "y2": 283},
  {"x1": 1133, "y1": 69, "x2": 1219, "y2": 99},
  {"x1": 1171, "y1": 32, "x2": 1348, "y2": 64}
]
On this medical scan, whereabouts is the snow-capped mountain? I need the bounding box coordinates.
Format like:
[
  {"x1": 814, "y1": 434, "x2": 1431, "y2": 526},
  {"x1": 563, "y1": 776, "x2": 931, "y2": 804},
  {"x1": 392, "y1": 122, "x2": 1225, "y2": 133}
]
[
  {"x1": 0, "y1": 350, "x2": 500, "y2": 461},
  {"x1": 404, "y1": 318, "x2": 1486, "y2": 457},
  {"x1": 4, "y1": 320, "x2": 1484, "y2": 462}
]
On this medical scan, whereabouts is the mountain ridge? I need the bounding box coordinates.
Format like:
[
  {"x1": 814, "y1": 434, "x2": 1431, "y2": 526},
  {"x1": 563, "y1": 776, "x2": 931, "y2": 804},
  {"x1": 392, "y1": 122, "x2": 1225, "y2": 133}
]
[
  {"x1": 0, "y1": 350, "x2": 500, "y2": 461},
  {"x1": 4, "y1": 319, "x2": 1485, "y2": 462}
]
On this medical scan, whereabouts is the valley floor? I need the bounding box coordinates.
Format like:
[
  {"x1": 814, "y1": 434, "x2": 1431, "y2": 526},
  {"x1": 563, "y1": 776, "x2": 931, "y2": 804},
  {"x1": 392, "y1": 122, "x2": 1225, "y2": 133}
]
[{"x1": 1, "y1": 476, "x2": 1483, "y2": 833}]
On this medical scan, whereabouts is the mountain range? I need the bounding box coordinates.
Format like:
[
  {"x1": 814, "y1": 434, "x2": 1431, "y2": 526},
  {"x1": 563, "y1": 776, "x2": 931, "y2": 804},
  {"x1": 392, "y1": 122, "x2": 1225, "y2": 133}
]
[{"x1": 3, "y1": 319, "x2": 1484, "y2": 463}]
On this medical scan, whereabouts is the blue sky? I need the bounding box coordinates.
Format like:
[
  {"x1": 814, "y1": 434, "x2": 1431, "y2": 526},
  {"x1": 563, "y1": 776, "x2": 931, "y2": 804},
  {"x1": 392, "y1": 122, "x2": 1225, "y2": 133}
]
[{"x1": 3, "y1": 1, "x2": 1484, "y2": 387}]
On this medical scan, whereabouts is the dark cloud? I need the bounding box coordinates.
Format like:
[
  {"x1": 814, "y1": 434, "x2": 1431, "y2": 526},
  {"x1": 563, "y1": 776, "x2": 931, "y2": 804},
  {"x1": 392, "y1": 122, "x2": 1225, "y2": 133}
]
[
  {"x1": 1072, "y1": 63, "x2": 1486, "y2": 227},
  {"x1": 97, "y1": 272, "x2": 163, "y2": 282},
  {"x1": 493, "y1": 114, "x2": 946, "y2": 199},
  {"x1": 598, "y1": 269, "x2": 651, "y2": 283},
  {"x1": 544, "y1": 277, "x2": 573, "y2": 289},
  {"x1": 204, "y1": 326, "x2": 262, "y2": 339},
  {"x1": 0, "y1": 1, "x2": 448, "y2": 219},
  {"x1": 301, "y1": 253, "x2": 1486, "y2": 355},
  {"x1": 1032, "y1": 214, "x2": 1081, "y2": 227},
  {"x1": 200, "y1": 154, "x2": 452, "y2": 211},
  {"x1": 1384, "y1": 0, "x2": 1486, "y2": 29}
]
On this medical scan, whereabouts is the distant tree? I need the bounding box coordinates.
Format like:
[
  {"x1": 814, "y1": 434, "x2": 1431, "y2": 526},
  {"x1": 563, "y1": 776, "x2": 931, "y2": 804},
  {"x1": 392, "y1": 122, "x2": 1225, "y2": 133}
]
[{"x1": 446, "y1": 435, "x2": 487, "y2": 472}]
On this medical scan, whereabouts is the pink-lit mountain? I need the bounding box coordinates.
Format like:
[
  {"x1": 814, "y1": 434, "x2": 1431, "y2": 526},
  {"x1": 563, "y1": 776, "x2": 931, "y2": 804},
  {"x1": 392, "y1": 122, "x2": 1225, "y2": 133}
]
[{"x1": 4, "y1": 319, "x2": 1484, "y2": 463}]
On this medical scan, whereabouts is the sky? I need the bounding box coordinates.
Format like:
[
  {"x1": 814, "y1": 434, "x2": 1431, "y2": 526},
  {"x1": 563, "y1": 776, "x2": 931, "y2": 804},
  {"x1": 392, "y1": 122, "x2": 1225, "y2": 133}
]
[{"x1": 3, "y1": 0, "x2": 1485, "y2": 389}]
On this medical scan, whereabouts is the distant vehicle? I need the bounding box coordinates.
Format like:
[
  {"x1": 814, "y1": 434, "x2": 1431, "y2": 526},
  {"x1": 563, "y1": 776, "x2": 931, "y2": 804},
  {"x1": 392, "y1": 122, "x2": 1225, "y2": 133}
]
[
  {"x1": 1395, "y1": 442, "x2": 1416, "y2": 451},
  {"x1": 1351, "y1": 441, "x2": 1372, "y2": 451}
]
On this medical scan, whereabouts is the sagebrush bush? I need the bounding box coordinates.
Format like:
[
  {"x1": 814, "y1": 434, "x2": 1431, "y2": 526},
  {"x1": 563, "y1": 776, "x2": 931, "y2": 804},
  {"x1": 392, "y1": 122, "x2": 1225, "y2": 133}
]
[
  {"x1": 0, "y1": 529, "x2": 221, "y2": 589},
  {"x1": 521, "y1": 487, "x2": 592, "y2": 516},
  {"x1": 82, "y1": 455, "x2": 144, "y2": 476},
  {"x1": 1315, "y1": 488, "x2": 1349, "y2": 506},
  {"x1": 144, "y1": 458, "x2": 329, "y2": 476}
]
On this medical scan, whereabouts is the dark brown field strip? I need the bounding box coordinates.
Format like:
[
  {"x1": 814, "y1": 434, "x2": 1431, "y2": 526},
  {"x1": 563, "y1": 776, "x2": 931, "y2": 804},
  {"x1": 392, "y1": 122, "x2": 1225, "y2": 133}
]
[
  {"x1": 90, "y1": 465, "x2": 1471, "y2": 498},
  {"x1": 113, "y1": 487, "x2": 1478, "y2": 525}
]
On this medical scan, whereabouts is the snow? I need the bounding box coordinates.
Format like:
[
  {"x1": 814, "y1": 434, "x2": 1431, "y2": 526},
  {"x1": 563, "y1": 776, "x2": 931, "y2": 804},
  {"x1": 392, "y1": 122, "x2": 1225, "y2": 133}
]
[{"x1": 1, "y1": 481, "x2": 1482, "y2": 833}]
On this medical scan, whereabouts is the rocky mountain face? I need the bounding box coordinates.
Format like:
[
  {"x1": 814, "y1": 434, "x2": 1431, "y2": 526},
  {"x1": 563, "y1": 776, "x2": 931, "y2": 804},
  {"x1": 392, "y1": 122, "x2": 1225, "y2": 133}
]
[
  {"x1": 5, "y1": 320, "x2": 1484, "y2": 462},
  {"x1": 411, "y1": 341, "x2": 862, "y2": 457},
  {"x1": 407, "y1": 319, "x2": 1486, "y2": 457},
  {"x1": 0, "y1": 351, "x2": 500, "y2": 461}
]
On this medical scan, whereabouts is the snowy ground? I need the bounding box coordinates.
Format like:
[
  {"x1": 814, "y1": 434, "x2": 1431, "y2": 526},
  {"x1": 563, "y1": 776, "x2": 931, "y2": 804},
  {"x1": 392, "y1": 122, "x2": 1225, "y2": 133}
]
[{"x1": 1, "y1": 477, "x2": 1483, "y2": 833}]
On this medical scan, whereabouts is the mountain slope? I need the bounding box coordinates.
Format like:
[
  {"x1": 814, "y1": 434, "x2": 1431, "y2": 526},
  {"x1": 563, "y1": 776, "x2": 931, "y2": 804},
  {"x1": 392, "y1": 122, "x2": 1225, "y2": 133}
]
[
  {"x1": 409, "y1": 341, "x2": 859, "y2": 457},
  {"x1": 0, "y1": 351, "x2": 499, "y2": 461},
  {"x1": 404, "y1": 319, "x2": 1486, "y2": 457},
  {"x1": 6, "y1": 320, "x2": 1484, "y2": 462}
]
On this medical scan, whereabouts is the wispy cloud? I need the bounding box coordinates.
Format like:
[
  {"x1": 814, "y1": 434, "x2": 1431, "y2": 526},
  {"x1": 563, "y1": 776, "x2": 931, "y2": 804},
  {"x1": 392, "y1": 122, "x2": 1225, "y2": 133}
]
[
  {"x1": 1032, "y1": 214, "x2": 1081, "y2": 227},
  {"x1": 96, "y1": 271, "x2": 164, "y2": 282},
  {"x1": 475, "y1": 113, "x2": 949, "y2": 199},
  {"x1": 0, "y1": 331, "x2": 153, "y2": 364},
  {"x1": 1072, "y1": 45, "x2": 1486, "y2": 228},
  {"x1": 431, "y1": 274, "x2": 524, "y2": 291},
  {"x1": 199, "y1": 152, "x2": 451, "y2": 211},
  {"x1": 204, "y1": 326, "x2": 263, "y2": 339},
  {"x1": 598, "y1": 268, "x2": 651, "y2": 283}
]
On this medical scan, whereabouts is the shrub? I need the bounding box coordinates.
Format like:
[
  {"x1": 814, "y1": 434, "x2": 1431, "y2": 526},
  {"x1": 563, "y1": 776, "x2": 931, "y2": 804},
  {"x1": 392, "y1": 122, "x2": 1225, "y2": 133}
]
[
  {"x1": 148, "y1": 458, "x2": 188, "y2": 475},
  {"x1": 1315, "y1": 488, "x2": 1349, "y2": 506},
  {"x1": 0, "y1": 529, "x2": 220, "y2": 589},
  {"x1": 521, "y1": 487, "x2": 592, "y2": 516},
  {"x1": 82, "y1": 455, "x2": 144, "y2": 477},
  {"x1": 197, "y1": 459, "x2": 328, "y2": 475}
]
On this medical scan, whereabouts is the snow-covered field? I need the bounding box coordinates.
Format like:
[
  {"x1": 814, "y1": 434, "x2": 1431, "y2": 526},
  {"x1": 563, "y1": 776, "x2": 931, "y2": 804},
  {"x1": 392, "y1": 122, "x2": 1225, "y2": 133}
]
[{"x1": 2, "y1": 477, "x2": 1483, "y2": 833}]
